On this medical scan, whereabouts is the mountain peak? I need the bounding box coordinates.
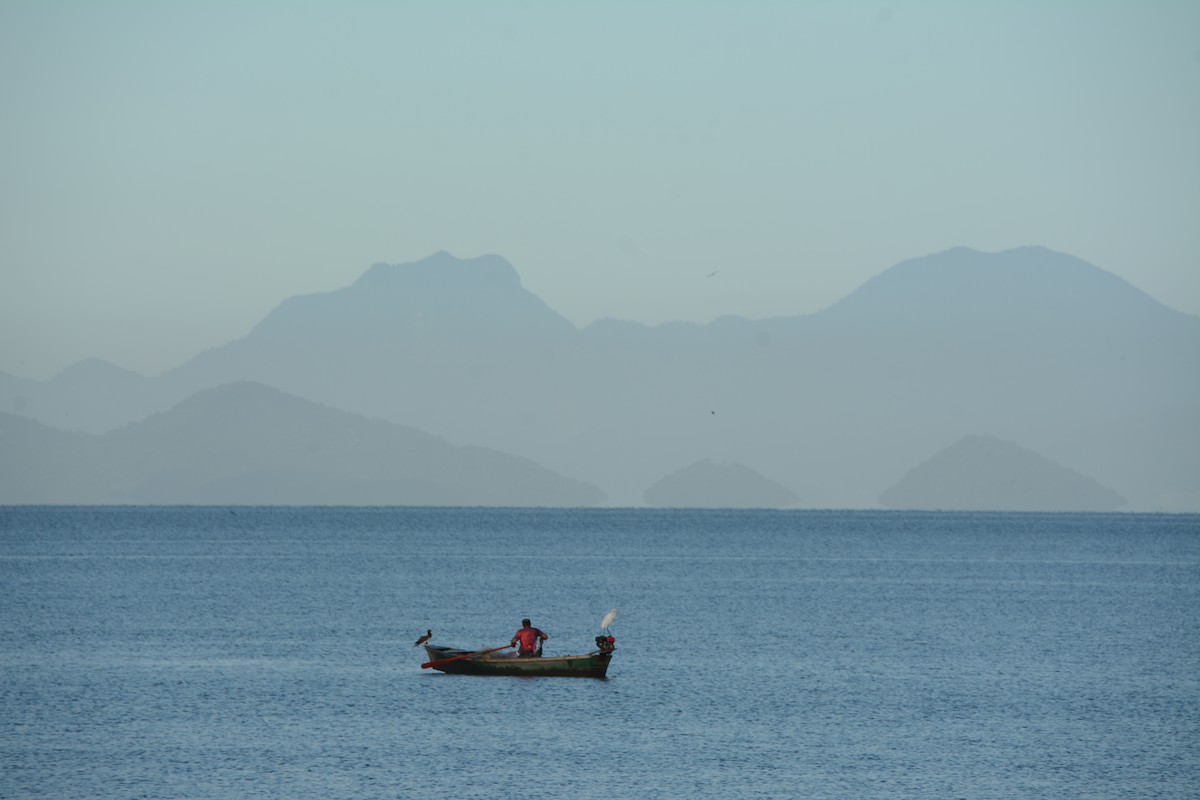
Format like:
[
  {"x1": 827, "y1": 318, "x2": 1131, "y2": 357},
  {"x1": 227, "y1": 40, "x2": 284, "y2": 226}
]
[
  {"x1": 822, "y1": 245, "x2": 1172, "y2": 323},
  {"x1": 54, "y1": 358, "x2": 144, "y2": 382},
  {"x1": 236, "y1": 251, "x2": 572, "y2": 346},
  {"x1": 353, "y1": 251, "x2": 522, "y2": 293}
]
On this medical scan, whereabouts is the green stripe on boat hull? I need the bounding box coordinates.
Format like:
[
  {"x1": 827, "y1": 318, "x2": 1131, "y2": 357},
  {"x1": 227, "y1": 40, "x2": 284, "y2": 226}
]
[{"x1": 424, "y1": 645, "x2": 612, "y2": 678}]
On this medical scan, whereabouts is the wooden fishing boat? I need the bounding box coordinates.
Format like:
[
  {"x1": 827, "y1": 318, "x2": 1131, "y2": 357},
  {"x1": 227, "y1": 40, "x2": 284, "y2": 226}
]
[{"x1": 423, "y1": 644, "x2": 612, "y2": 678}]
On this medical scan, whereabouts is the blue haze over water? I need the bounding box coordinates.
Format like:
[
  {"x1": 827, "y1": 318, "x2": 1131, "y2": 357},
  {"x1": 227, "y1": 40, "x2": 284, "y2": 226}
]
[{"x1": 2, "y1": 507, "x2": 1198, "y2": 799}]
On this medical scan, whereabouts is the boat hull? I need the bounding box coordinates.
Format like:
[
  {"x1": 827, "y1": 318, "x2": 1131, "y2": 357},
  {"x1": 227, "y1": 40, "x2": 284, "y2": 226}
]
[{"x1": 423, "y1": 645, "x2": 611, "y2": 678}]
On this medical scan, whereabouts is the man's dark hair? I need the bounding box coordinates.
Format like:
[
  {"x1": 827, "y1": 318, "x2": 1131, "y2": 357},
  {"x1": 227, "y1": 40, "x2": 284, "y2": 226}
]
[{"x1": 522, "y1": 618, "x2": 531, "y2": 626}]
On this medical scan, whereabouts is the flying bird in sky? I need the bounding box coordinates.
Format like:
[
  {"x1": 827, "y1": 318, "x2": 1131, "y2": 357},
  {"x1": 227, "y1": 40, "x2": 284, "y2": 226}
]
[{"x1": 413, "y1": 629, "x2": 432, "y2": 647}]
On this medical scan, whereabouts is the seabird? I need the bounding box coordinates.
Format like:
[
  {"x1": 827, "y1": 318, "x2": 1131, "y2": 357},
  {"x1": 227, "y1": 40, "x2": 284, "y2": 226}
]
[{"x1": 413, "y1": 629, "x2": 432, "y2": 647}]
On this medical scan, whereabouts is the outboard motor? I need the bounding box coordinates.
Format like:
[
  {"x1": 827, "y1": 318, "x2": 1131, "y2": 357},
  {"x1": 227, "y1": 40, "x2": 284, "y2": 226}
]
[{"x1": 595, "y1": 635, "x2": 616, "y2": 655}]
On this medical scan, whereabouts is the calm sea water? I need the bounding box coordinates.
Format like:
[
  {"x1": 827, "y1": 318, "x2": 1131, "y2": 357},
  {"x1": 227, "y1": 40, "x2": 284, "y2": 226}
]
[{"x1": 1, "y1": 507, "x2": 1197, "y2": 799}]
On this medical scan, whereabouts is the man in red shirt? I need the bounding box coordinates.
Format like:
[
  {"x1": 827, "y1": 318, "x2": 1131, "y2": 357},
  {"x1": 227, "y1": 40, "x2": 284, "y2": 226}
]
[{"x1": 511, "y1": 618, "x2": 549, "y2": 657}]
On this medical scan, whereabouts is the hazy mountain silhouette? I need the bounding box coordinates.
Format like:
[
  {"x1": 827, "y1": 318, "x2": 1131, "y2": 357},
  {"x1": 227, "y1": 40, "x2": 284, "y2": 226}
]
[
  {"x1": 0, "y1": 357, "x2": 161, "y2": 433},
  {"x1": 878, "y1": 434, "x2": 1125, "y2": 511},
  {"x1": 2, "y1": 247, "x2": 1196, "y2": 510},
  {"x1": 0, "y1": 382, "x2": 605, "y2": 506},
  {"x1": 0, "y1": 411, "x2": 96, "y2": 503},
  {"x1": 643, "y1": 460, "x2": 799, "y2": 508}
]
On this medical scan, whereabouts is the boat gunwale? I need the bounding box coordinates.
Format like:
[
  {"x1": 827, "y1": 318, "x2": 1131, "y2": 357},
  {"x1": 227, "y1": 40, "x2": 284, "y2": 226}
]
[
  {"x1": 423, "y1": 644, "x2": 612, "y2": 677},
  {"x1": 426, "y1": 645, "x2": 601, "y2": 662}
]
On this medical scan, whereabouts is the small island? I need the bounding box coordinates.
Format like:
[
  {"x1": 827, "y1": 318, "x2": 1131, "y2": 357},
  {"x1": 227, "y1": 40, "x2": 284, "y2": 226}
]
[
  {"x1": 643, "y1": 459, "x2": 799, "y2": 508},
  {"x1": 878, "y1": 434, "x2": 1125, "y2": 512}
]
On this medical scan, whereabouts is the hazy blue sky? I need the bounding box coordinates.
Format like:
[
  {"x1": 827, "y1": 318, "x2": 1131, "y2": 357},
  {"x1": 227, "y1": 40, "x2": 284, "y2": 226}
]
[{"x1": 2, "y1": 1, "x2": 1197, "y2": 378}]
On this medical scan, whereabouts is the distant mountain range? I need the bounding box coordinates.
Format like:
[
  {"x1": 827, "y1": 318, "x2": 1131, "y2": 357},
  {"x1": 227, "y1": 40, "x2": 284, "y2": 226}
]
[
  {"x1": 2, "y1": 246, "x2": 1197, "y2": 510},
  {"x1": 0, "y1": 382, "x2": 604, "y2": 505}
]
